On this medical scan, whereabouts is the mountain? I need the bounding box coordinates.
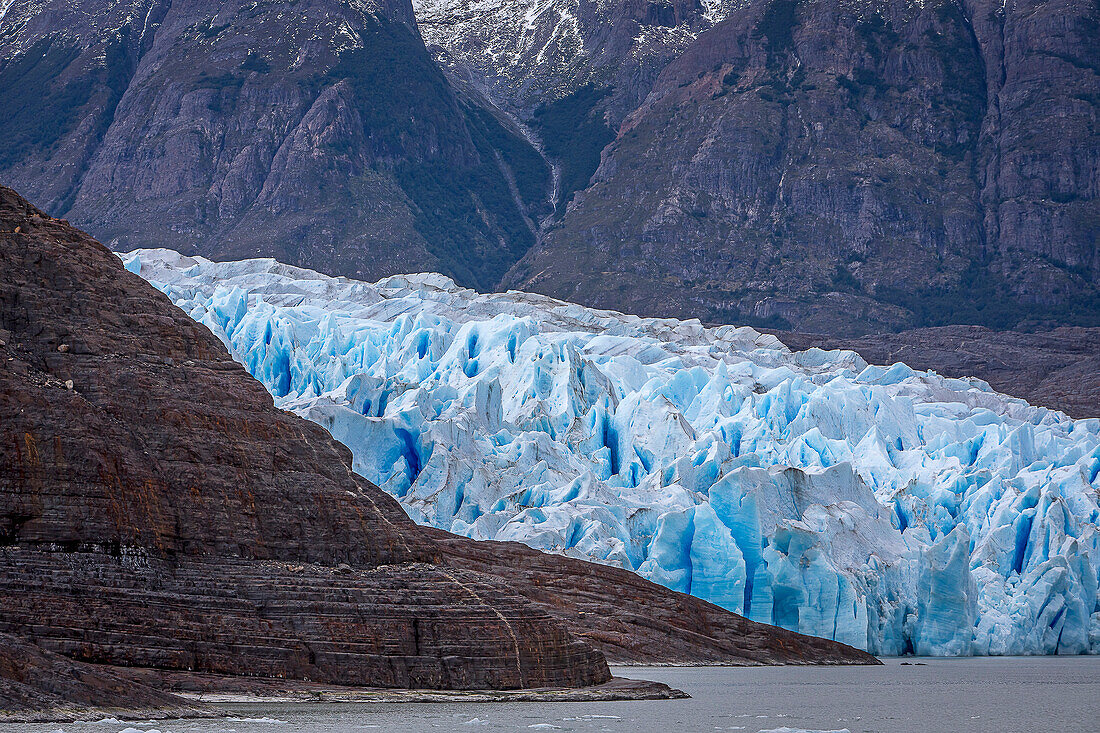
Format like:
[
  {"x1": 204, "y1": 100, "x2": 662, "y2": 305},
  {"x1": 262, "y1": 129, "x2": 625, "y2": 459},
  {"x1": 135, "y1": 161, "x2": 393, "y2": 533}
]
[
  {"x1": 2, "y1": 0, "x2": 1095, "y2": 339},
  {"x1": 131, "y1": 246, "x2": 1100, "y2": 656},
  {"x1": 0, "y1": 0, "x2": 551, "y2": 291},
  {"x1": 0, "y1": 633, "x2": 213, "y2": 723},
  {"x1": 0, "y1": 185, "x2": 874, "y2": 716},
  {"x1": 773, "y1": 325, "x2": 1100, "y2": 419},
  {"x1": 415, "y1": 0, "x2": 735, "y2": 209},
  {"x1": 503, "y1": 0, "x2": 1100, "y2": 335}
]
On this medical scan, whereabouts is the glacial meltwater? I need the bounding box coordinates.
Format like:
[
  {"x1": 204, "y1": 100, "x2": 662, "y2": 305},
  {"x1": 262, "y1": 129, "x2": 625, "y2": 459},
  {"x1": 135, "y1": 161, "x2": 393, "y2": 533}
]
[{"x1": 8, "y1": 658, "x2": 1099, "y2": 733}]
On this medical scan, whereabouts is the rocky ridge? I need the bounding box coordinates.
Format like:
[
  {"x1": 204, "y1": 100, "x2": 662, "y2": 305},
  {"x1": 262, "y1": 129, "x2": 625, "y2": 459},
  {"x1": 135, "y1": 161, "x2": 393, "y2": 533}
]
[{"x1": 416, "y1": 0, "x2": 736, "y2": 123}]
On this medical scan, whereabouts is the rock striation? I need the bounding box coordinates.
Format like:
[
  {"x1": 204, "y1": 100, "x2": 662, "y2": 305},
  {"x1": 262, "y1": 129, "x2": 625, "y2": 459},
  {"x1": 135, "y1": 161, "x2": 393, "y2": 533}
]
[
  {"x1": 0, "y1": 184, "x2": 875, "y2": 715},
  {"x1": 428, "y1": 529, "x2": 876, "y2": 665}
]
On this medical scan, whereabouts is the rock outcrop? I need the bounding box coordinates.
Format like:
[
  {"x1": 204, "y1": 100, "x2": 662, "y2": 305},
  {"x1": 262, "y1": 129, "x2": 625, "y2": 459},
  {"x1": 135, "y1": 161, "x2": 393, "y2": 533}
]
[
  {"x1": 0, "y1": 633, "x2": 213, "y2": 723},
  {"x1": 506, "y1": 0, "x2": 1100, "y2": 335},
  {"x1": 0, "y1": 184, "x2": 608, "y2": 692},
  {"x1": 0, "y1": 184, "x2": 877, "y2": 715}
]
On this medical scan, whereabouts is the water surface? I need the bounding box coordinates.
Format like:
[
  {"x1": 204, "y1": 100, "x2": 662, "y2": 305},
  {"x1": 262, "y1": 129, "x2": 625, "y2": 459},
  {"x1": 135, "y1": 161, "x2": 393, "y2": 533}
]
[{"x1": 11, "y1": 657, "x2": 1099, "y2": 733}]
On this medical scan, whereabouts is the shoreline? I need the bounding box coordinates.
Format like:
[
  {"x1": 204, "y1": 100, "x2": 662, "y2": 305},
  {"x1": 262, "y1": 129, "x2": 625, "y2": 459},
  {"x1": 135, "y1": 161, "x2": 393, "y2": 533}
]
[
  {"x1": 169, "y1": 676, "x2": 687, "y2": 706},
  {"x1": 0, "y1": 676, "x2": 686, "y2": 724}
]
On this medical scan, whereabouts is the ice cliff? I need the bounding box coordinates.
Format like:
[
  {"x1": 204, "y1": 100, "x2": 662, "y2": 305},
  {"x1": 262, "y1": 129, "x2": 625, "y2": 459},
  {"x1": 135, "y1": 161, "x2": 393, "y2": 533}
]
[{"x1": 126, "y1": 250, "x2": 1100, "y2": 656}]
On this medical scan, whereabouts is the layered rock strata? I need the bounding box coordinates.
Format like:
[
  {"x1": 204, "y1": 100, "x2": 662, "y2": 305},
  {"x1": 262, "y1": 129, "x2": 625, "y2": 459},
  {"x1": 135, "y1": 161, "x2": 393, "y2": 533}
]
[
  {"x1": 0, "y1": 184, "x2": 608, "y2": 691},
  {"x1": 0, "y1": 633, "x2": 212, "y2": 723},
  {"x1": 429, "y1": 529, "x2": 878, "y2": 665}
]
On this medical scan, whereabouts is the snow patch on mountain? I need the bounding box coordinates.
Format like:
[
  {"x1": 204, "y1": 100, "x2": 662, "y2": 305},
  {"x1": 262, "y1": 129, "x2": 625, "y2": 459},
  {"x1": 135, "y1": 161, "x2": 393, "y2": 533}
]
[
  {"x1": 126, "y1": 249, "x2": 1100, "y2": 656},
  {"x1": 414, "y1": 0, "x2": 738, "y2": 115}
]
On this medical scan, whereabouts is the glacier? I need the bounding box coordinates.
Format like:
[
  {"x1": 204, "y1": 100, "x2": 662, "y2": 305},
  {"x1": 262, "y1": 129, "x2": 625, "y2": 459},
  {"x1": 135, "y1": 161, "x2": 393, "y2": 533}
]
[{"x1": 125, "y1": 249, "x2": 1100, "y2": 656}]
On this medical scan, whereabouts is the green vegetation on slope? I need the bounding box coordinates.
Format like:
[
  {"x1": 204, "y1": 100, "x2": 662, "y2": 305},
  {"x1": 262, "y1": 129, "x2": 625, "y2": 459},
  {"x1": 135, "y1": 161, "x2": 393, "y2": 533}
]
[{"x1": 0, "y1": 38, "x2": 90, "y2": 169}]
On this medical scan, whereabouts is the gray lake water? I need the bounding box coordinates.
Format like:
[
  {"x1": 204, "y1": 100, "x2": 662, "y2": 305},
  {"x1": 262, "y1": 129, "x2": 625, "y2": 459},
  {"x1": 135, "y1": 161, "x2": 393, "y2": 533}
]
[{"x1": 10, "y1": 658, "x2": 1100, "y2": 733}]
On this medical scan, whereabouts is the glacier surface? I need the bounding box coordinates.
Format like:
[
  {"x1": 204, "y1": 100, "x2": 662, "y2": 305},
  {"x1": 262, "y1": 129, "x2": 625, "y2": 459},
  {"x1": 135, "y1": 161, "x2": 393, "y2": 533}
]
[{"x1": 126, "y1": 249, "x2": 1100, "y2": 656}]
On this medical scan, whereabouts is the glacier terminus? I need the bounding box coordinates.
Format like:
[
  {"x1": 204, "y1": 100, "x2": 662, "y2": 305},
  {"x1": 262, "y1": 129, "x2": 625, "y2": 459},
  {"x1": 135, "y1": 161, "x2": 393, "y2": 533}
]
[{"x1": 126, "y1": 249, "x2": 1100, "y2": 657}]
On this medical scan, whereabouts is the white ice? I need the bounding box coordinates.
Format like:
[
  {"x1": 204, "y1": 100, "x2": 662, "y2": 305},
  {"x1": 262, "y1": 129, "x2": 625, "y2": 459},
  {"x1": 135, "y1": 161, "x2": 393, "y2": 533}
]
[{"x1": 125, "y1": 249, "x2": 1100, "y2": 656}]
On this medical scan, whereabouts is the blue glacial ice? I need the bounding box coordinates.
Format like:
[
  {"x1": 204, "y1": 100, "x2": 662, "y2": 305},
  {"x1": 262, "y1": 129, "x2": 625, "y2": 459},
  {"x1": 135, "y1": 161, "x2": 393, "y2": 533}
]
[{"x1": 124, "y1": 249, "x2": 1100, "y2": 656}]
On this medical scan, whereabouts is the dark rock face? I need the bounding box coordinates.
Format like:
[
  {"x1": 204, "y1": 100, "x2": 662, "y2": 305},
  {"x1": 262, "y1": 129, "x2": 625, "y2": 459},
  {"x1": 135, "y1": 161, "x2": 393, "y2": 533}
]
[
  {"x1": 0, "y1": 184, "x2": 608, "y2": 691},
  {"x1": 0, "y1": 633, "x2": 212, "y2": 723},
  {"x1": 0, "y1": 184, "x2": 874, "y2": 714},
  {"x1": 506, "y1": 0, "x2": 1099, "y2": 336},
  {"x1": 0, "y1": 0, "x2": 550, "y2": 291},
  {"x1": 773, "y1": 325, "x2": 1100, "y2": 419},
  {"x1": 428, "y1": 529, "x2": 879, "y2": 665}
]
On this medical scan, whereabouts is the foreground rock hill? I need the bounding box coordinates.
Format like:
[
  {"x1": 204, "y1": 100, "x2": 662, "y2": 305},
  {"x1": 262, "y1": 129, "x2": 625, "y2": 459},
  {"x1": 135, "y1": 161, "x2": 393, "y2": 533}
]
[
  {"x1": 0, "y1": 186, "x2": 875, "y2": 714},
  {"x1": 0, "y1": 185, "x2": 608, "y2": 692}
]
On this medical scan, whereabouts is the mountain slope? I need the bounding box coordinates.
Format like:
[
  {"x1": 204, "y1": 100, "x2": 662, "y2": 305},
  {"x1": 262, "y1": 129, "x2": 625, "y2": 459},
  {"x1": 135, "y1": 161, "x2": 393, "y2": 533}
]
[
  {"x1": 0, "y1": 0, "x2": 551, "y2": 291},
  {"x1": 504, "y1": 0, "x2": 1100, "y2": 335}
]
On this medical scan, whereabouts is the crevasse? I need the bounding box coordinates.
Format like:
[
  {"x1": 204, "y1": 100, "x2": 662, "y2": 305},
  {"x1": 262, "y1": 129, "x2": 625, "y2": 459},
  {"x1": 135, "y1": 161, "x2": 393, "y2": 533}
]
[{"x1": 125, "y1": 249, "x2": 1100, "y2": 655}]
